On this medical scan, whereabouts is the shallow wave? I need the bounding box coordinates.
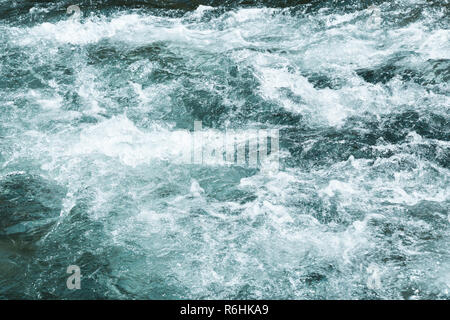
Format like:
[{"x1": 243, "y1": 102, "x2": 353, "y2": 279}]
[{"x1": 0, "y1": 0, "x2": 449, "y2": 299}]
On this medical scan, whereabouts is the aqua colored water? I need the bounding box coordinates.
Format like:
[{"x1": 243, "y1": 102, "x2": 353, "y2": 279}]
[{"x1": 0, "y1": 0, "x2": 449, "y2": 299}]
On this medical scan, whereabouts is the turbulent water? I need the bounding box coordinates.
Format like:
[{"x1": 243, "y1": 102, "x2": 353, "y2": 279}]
[{"x1": 0, "y1": 0, "x2": 449, "y2": 299}]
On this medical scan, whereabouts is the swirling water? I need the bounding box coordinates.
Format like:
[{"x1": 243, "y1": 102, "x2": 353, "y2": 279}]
[{"x1": 0, "y1": 0, "x2": 449, "y2": 299}]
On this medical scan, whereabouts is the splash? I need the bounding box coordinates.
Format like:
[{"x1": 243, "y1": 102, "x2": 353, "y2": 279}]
[{"x1": 0, "y1": 0, "x2": 449, "y2": 299}]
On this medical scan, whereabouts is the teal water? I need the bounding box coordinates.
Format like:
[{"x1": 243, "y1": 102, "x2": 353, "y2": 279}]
[{"x1": 0, "y1": 0, "x2": 449, "y2": 299}]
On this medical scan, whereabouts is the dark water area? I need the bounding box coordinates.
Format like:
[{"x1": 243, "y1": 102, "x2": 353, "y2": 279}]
[{"x1": 0, "y1": 0, "x2": 449, "y2": 299}]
